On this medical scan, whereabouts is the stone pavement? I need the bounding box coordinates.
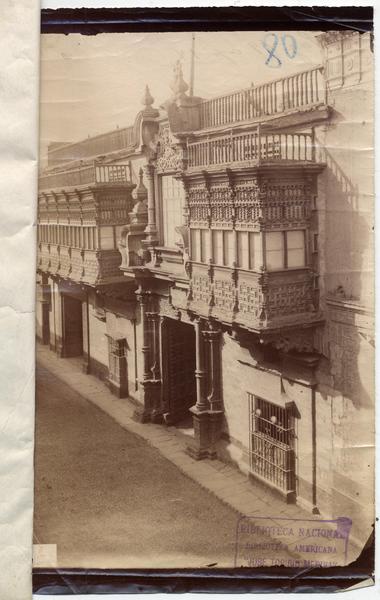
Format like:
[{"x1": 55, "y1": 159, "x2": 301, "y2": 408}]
[{"x1": 36, "y1": 344, "x2": 309, "y2": 523}]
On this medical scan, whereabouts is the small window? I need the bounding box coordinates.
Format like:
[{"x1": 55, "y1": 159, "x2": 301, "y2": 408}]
[
  {"x1": 223, "y1": 230, "x2": 234, "y2": 266},
  {"x1": 249, "y1": 232, "x2": 262, "y2": 270},
  {"x1": 190, "y1": 229, "x2": 199, "y2": 262},
  {"x1": 287, "y1": 230, "x2": 305, "y2": 268},
  {"x1": 161, "y1": 175, "x2": 185, "y2": 247},
  {"x1": 100, "y1": 226, "x2": 114, "y2": 250},
  {"x1": 212, "y1": 230, "x2": 223, "y2": 265},
  {"x1": 248, "y1": 394, "x2": 296, "y2": 494},
  {"x1": 200, "y1": 229, "x2": 209, "y2": 262},
  {"x1": 237, "y1": 231, "x2": 249, "y2": 269},
  {"x1": 266, "y1": 232, "x2": 284, "y2": 270}
]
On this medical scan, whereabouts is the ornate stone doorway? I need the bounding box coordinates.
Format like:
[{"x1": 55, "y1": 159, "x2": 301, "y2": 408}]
[
  {"x1": 161, "y1": 318, "x2": 196, "y2": 424},
  {"x1": 61, "y1": 293, "x2": 83, "y2": 358}
]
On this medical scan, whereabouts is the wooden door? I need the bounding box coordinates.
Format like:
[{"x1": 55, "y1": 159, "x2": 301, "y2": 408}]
[
  {"x1": 162, "y1": 319, "x2": 196, "y2": 423},
  {"x1": 62, "y1": 294, "x2": 83, "y2": 358}
]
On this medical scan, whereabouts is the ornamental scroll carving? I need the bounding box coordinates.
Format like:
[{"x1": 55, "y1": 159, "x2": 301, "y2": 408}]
[
  {"x1": 156, "y1": 123, "x2": 185, "y2": 174},
  {"x1": 159, "y1": 295, "x2": 181, "y2": 320}
]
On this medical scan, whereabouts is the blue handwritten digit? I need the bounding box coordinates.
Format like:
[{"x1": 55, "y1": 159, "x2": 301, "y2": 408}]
[
  {"x1": 262, "y1": 33, "x2": 281, "y2": 68},
  {"x1": 282, "y1": 34, "x2": 297, "y2": 59}
]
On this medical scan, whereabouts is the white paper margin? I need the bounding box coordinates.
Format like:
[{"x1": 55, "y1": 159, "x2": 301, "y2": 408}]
[{"x1": 0, "y1": 1, "x2": 39, "y2": 599}]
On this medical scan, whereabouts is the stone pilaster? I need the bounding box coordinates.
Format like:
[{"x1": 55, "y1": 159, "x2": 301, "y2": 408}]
[
  {"x1": 134, "y1": 290, "x2": 161, "y2": 423},
  {"x1": 188, "y1": 319, "x2": 224, "y2": 460},
  {"x1": 143, "y1": 162, "x2": 158, "y2": 245}
]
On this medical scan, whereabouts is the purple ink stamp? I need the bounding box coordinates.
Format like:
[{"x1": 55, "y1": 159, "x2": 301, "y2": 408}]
[{"x1": 234, "y1": 516, "x2": 352, "y2": 568}]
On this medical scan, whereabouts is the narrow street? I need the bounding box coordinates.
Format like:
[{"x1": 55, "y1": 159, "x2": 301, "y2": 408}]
[{"x1": 34, "y1": 366, "x2": 240, "y2": 569}]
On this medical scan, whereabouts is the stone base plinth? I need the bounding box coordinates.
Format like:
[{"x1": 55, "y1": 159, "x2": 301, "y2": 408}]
[
  {"x1": 134, "y1": 378, "x2": 161, "y2": 423},
  {"x1": 186, "y1": 407, "x2": 224, "y2": 460}
]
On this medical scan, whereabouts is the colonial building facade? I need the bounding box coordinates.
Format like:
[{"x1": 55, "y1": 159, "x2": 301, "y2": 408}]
[{"x1": 36, "y1": 31, "x2": 374, "y2": 546}]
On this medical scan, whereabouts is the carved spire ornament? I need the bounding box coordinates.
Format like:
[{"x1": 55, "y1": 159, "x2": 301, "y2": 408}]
[
  {"x1": 170, "y1": 60, "x2": 189, "y2": 102},
  {"x1": 141, "y1": 85, "x2": 159, "y2": 118},
  {"x1": 135, "y1": 168, "x2": 148, "y2": 206}
]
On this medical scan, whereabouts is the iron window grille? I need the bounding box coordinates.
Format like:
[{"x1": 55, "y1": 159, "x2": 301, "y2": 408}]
[{"x1": 248, "y1": 394, "x2": 296, "y2": 495}]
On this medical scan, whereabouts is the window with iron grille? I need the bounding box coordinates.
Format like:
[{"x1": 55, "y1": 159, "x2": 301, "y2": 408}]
[{"x1": 248, "y1": 394, "x2": 296, "y2": 495}]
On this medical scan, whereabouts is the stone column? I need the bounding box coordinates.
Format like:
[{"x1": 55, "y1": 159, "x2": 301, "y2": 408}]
[
  {"x1": 194, "y1": 318, "x2": 207, "y2": 411},
  {"x1": 188, "y1": 318, "x2": 209, "y2": 459},
  {"x1": 134, "y1": 291, "x2": 156, "y2": 422},
  {"x1": 204, "y1": 323, "x2": 224, "y2": 458},
  {"x1": 147, "y1": 311, "x2": 163, "y2": 423},
  {"x1": 188, "y1": 319, "x2": 224, "y2": 460},
  {"x1": 205, "y1": 326, "x2": 223, "y2": 411},
  {"x1": 143, "y1": 162, "x2": 158, "y2": 244}
]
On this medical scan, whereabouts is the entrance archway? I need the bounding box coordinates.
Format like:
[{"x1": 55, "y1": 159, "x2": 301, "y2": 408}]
[{"x1": 161, "y1": 318, "x2": 196, "y2": 424}]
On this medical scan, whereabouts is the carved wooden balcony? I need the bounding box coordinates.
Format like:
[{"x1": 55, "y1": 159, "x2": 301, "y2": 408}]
[
  {"x1": 180, "y1": 262, "x2": 320, "y2": 339},
  {"x1": 199, "y1": 66, "x2": 325, "y2": 129},
  {"x1": 37, "y1": 242, "x2": 125, "y2": 286},
  {"x1": 187, "y1": 129, "x2": 317, "y2": 171},
  {"x1": 37, "y1": 162, "x2": 137, "y2": 287}
]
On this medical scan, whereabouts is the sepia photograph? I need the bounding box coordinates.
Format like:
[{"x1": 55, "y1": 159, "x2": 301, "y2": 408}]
[{"x1": 34, "y1": 25, "x2": 374, "y2": 574}]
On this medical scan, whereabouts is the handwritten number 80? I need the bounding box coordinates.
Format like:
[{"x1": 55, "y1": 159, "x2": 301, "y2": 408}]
[{"x1": 263, "y1": 33, "x2": 297, "y2": 68}]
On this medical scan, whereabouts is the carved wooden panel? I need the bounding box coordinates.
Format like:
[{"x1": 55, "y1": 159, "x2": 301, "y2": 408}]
[
  {"x1": 238, "y1": 280, "x2": 262, "y2": 322},
  {"x1": 192, "y1": 274, "x2": 212, "y2": 305},
  {"x1": 210, "y1": 183, "x2": 233, "y2": 227},
  {"x1": 234, "y1": 180, "x2": 261, "y2": 230},
  {"x1": 267, "y1": 279, "x2": 313, "y2": 319},
  {"x1": 188, "y1": 184, "x2": 209, "y2": 227},
  {"x1": 213, "y1": 277, "x2": 235, "y2": 314}
]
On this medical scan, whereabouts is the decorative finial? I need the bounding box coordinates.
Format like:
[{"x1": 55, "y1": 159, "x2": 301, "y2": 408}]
[
  {"x1": 136, "y1": 167, "x2": 148, "y2": 202},
  {"x1": 170, "y1": 60, "x2": 189, "y2": 101},
  {"x1": 142, "y1": 85, "x2": 154, "y2": 108},
  {"x1": 141, "y1": 85, "x2": 159, "y2": 118}
]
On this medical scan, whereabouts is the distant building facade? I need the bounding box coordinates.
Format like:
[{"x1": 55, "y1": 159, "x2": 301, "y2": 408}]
[{"x1": 36, "y1": 31, "x2": 374, "y2": 546}]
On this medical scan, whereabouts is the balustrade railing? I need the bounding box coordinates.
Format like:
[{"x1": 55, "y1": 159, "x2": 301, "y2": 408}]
[
  {"x1": 39, "y1": 162, "x2": 132, "y2": 191},
  {"x1": 47, "y1": 126, "x2": 136, "y2": 167},
  {"x1": 188, "y1": 130, "x2": 314, "y2": 169},
  {"x1": 200, "y1": 67, "x2": 324, "y2": 129}
]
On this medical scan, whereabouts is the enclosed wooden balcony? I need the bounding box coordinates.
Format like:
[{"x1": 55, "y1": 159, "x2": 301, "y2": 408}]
[
  {"x1": 37, "y1": 242, "x2": 124, "y2": 287},
  {"x1": 185, "y1": 262, "x2": 319, "y2": 334},
  {"x1": 37, "y1": 162, "x2": 137, "y2": 287},
  {"x1": 199, "y1": 66, "x2": 325, "y2": 129}
]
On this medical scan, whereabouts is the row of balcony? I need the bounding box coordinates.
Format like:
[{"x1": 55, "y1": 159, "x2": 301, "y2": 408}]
[
  {"x1": 39, "y1": 162, "x2": 133, "y2": 192},
  {"x1": 44, "y1": 67, "x2": 325, "y2": 172},
  {"x1": 47, "y1": 126, "x2": 136, "y2": 168},
  {"x1": 199, "y1": 67, "x2": 325, "y2": 129},
  {"x1": 187, "y1": 130, "x2": 316, "y2": 169}
]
